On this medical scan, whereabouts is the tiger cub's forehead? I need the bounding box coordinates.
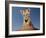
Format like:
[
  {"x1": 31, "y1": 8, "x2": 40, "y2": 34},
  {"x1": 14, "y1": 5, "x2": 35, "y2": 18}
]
[{"x1": 22, "y1": 9, "x2": 30, "y2": 15}]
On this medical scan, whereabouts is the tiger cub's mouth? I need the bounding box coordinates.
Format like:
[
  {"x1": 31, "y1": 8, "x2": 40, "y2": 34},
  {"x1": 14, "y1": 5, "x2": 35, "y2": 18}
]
[{"x1": 25, "y1": 19, "x2": 28, "y2": 22}]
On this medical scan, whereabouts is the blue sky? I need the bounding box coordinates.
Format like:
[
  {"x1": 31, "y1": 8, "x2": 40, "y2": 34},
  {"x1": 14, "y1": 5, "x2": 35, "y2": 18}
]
[{"x1": 12, "y1": 7, "x2": 40, "y2": 31}]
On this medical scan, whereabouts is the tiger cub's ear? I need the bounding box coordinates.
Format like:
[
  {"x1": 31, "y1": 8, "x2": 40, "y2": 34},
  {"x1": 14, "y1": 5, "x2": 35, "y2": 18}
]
[
  {"x1": 29, "y1": 9, "x2": 32, "y2": 14},
  {"x1": 20, "y1": 10, "x2": 24, "y2": 15},
  {"x1": 20, "y1": 10, "x2": 23, "y2": 14}
]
